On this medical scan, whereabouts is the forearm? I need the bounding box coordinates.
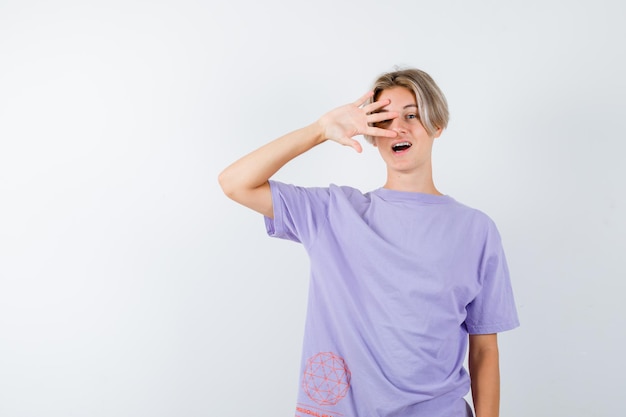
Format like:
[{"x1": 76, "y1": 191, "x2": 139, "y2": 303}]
[
  {"x1": 217, "y1": 92, "x2": 396, "y2": 216},
  {"x1": 218, "y1": 122, "x2": 324, "y2": 199},
  {"x1": 469, "y1": 335, "x2": 500, "y2": 417}
]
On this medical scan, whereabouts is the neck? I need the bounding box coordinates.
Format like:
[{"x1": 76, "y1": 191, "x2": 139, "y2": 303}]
[{"x1": 383, "y1": 166, "x2": 442, "y2": 195}]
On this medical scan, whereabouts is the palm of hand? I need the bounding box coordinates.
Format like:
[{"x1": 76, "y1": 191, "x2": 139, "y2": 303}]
[{"x1": 318, "y1": 92, "x2": 398, "y2": 153}]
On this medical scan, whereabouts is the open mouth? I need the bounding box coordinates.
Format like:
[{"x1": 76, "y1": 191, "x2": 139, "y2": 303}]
[{"x1": 392, "y1": 141, "x2": 412, "y2": 153}]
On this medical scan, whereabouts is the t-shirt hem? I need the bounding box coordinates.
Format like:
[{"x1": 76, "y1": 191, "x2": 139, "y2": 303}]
[
  {"x1": 466, "y1": 320, "x2": 520, "y2": 334},
  {"x1": 265, "y1": 180, "x2": 285, "y2": 238}
]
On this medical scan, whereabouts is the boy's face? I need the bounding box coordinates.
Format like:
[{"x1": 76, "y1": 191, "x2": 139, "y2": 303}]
[{"x1": 372, "y1": 87, "x2": 441, "y2": 173}]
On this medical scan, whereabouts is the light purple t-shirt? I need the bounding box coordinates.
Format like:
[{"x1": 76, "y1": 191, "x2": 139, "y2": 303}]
[{"x1": 265, "y1": 181, "x2": 519, "y2": 417}]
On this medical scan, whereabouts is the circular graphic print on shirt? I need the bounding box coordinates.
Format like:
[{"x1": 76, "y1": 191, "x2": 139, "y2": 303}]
[{"x1": 302, "y1": 352, "x2": 351, "y2": 406}]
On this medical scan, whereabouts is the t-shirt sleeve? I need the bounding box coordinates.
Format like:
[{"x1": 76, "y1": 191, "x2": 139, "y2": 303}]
[
  {"x1": 465, "y1": 218, "x2": 520, "y2": 334},
  {"x1": 264, "y1": 180, "x2": 330, "y2": 246}
]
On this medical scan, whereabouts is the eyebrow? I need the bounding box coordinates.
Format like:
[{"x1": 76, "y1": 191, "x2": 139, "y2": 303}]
[{"x1": 374, "y1": 104, "x2": 418, "y2": 113}]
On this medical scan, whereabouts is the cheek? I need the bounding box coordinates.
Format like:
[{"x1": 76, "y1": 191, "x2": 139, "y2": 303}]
[
  {"x1": 412, "y1": 121, "x2": 427, "y2": 133},
  {"x1": 412, "y1": 125, "x2": 430, "y2": 138}
]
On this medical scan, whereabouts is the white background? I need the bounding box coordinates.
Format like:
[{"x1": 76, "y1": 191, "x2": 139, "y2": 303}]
[{"x1": 1, "y1": 0, "x2": 625, "y2": 416}]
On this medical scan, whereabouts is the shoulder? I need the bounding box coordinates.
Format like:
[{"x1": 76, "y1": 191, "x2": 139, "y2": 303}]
[
  {"x1": 269, "y1": 180, "x2": 331, "y2": 197},
  {"x1": 329, "y1": 183, "x2": 367, "y2": 198},
  {"x1": 270, "y1": 181, "x2": 367, "y2": 195},
  {"x1": 449, "y1": 197, "x2": 495, "y2": 223},
  {"x1": 269, "y1": 181, "x2": 369, "y2": 208},
  {"x1": 448, "y1": 198, "x2": 503, "y2": 241}
]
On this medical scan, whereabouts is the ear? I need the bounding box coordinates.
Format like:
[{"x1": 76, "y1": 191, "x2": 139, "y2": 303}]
[{"x1": 433, "y1": 126, "x2": 443, "y2": 139}]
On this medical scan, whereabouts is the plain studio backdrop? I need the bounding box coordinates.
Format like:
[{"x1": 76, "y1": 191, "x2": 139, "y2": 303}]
[{"x1": 1, "y1": 0, "x2": 625, "y2": 416}]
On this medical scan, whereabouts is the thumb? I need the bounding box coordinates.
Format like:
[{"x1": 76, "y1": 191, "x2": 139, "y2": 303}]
[{"x1": 342, "y1": 137, "x2": 363, "y2": 153}]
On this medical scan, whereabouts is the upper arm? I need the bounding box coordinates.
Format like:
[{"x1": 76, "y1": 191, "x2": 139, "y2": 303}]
[
  {"x1": 238, "y1": 181, "x2": 274, "y2": 218},
  {"x1": 468, "y1": 333, "x2": 499, "y2": 381},
  {"x1": 220, "y1": 179, "x2": 274, "y2": 218},
  {"x1": 469, "y1": 333, "x2": 499, "y2": 357},
  {"x1": 468, "y1": 333, "x2": 500, "y2": 417}
]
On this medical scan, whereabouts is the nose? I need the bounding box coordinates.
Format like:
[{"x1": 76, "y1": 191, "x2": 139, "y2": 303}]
[{"x1": 390, "y1": 117, "x2": 408, "y2": 133}]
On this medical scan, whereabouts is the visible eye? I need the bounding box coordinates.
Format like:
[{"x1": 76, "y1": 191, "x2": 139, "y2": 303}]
[
  {"x1": 406, "y1": 113, "x2": 419, "y2": 121},
  {"x1": 373, "y1": 119, "x2": 392, "y2": 128}
]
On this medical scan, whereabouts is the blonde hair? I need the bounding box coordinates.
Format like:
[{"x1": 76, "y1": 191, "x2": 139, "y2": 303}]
[{"x1": 364, "y1": 68, "x2": 449, "y2": 144}]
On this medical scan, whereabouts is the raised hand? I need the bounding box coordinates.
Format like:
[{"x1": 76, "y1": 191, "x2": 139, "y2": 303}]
[
  {"x1": 317, "y1": 91, "x2": 399, "y2": 153},
  {"x1": 219, "y1": 92, "x2": 399, "y2": 217}
]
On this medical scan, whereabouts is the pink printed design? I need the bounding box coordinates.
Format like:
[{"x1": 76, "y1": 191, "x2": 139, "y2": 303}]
[{"x1": 302, "y1": 352, "x2": 351, "y2": 406}]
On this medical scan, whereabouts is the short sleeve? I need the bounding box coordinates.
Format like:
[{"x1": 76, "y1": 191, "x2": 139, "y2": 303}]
[
  {"x1": 465, "y1": 219, "x2": 520, "y2": 334},
  {"x1": 264, "y1": 180, "x2": 331, "y2": 247}
]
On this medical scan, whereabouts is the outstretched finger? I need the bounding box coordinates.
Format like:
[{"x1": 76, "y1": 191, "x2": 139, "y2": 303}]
[
  {"x1": 365, "y1": 127, "x2": 398, "y2": 139},
  {"x1": 353, "y1": 91, "x2": 374, "y2": 108},
  {"x1": 363, "y1": 97, "x2": 391, "y2": 113},
  {"x1": 368, "y1": 110, "x2": 398, "y2": 124}
]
